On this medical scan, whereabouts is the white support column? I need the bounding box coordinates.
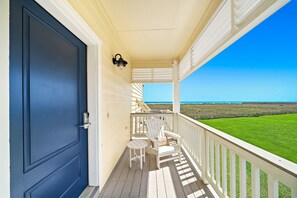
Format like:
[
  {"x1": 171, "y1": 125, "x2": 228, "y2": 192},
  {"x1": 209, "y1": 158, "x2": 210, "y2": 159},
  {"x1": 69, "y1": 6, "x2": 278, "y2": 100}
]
[{"x1": 172, "y1": 59, "x2": 180, "y2": 113}]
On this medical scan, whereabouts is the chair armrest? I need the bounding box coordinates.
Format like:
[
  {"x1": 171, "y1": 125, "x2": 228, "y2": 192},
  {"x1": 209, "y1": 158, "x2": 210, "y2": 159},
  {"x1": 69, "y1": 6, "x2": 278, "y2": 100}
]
[
  {"x1": 146, "y1": 134, "x2": 159, "y2": 149},
  {"x1": 164, "y1": 130, "x2": 181, "y2": 139}
]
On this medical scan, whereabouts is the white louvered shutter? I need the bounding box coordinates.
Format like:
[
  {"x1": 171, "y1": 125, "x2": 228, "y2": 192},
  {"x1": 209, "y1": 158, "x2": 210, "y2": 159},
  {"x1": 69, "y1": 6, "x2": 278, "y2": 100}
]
[
  {"x1": 178, "y1": 50, "x2": 191, "y2": 79},
  {"x1": 152, "y1": 68, "x2": 172, "y2": 82},
  {"x1": 235, "y1": 0, "x2": 264, "y2": 25},
  {"x1": 191, "y1": 0, "x2": 232, "y2": 67},
  {"x1": 132, "y1": 68, "x2": 152, "y2": 82},
  {"x1": 132, "y1": 68, "x2": 172, "y2": 83}
]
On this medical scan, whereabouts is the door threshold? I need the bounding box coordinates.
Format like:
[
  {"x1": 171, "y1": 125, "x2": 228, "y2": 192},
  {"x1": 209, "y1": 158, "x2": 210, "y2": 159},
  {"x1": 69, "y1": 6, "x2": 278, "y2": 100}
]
[{"x1": 79, "y1": 186, "x2": 99, "y2": 198}]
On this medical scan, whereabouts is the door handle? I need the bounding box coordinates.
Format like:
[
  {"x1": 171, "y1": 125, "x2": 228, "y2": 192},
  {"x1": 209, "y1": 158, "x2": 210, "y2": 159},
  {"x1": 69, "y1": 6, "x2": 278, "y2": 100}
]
[
  {"x1": 79, "y1": 122, "x2": 91, "y2": 129},
  {"x1": 79, "y1": 112, "x2": 91, "y2": 129}
]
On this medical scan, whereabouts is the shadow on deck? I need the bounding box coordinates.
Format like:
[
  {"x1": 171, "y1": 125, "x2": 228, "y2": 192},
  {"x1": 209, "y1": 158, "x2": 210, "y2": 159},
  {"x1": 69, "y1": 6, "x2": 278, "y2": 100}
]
[{"x1": 99, "y1": 146, "x2": 215, "y2": 198}]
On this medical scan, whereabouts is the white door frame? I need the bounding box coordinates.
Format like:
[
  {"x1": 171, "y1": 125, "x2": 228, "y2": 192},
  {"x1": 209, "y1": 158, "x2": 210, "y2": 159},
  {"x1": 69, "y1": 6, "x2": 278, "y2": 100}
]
[{"x1": 35, "y1": 0, "x2": 102, "y2": 186}]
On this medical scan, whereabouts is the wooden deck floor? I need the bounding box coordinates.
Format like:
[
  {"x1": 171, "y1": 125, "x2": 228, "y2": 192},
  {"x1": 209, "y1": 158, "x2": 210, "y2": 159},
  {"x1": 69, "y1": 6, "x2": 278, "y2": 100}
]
[{"x1": 99, "y1": 147, "x2": 214, "y2": 198}]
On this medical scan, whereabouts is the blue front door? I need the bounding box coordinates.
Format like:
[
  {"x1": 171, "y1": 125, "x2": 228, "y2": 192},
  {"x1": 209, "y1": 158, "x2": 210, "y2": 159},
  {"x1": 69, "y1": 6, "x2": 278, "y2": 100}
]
[{"x1": 10, "y1": 0, "x2": 88, "y2": 197}]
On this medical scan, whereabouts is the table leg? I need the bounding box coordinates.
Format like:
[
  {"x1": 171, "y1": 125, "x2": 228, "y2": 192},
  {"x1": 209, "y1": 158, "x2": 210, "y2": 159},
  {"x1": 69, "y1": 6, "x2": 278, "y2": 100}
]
[
  {"x1": 143, "y1": 148, "x2": 146, "y2": 163},
  {"x1": 129, "y1": 148, "x2": 131, "y2": 168},
  {"x1": 140, "y1": 148, "x2": 142, "y2": 170}
]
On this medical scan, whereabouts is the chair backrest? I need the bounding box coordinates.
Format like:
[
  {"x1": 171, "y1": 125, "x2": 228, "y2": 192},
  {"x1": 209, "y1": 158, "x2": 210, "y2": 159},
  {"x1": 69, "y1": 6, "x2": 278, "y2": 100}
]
[
  {"x1": 136, "y1": 99, "x2": 151, "y2": 112},
  {"x1": 145, "y1": 118, "x2": 165, "y2": 139}
]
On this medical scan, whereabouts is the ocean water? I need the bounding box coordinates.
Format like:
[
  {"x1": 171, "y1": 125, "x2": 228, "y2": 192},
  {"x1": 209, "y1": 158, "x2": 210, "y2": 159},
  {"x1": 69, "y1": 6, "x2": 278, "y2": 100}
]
[{"x1": 145, "y1": 101, "x2": 244, "y2": 104}]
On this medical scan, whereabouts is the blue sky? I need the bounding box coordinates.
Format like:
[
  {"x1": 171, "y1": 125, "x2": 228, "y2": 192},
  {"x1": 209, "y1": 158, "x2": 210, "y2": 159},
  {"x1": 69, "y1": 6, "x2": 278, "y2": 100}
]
[{"x1": 144, "y1": 1, "x2": 297, "y2": 102}]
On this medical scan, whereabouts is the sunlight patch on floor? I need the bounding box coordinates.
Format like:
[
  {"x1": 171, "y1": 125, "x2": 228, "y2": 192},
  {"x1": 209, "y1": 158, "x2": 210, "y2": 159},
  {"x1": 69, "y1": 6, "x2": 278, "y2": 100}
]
[
  {"x1": 175, "y1": 154, "x2": 206, "y2": 198},
  {"x1": 147, "y1": 166, "x2": 177, "y2": 198},
  {"x1": 190, "y1": 189, "x2": 206, "y2": 198}
]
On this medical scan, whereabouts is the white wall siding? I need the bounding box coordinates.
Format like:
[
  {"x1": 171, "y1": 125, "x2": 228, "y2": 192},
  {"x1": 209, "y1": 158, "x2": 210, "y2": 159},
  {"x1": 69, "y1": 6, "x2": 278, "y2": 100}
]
[
  {"x1": 131, "y1": 83, "x2": 144, "y2": 113},
  {"x1": 69, "y1": 0, "x2": 132, "y2": 188},
  {"x1": 0, "y1": 0, "x2": 10, "y2": 197}
]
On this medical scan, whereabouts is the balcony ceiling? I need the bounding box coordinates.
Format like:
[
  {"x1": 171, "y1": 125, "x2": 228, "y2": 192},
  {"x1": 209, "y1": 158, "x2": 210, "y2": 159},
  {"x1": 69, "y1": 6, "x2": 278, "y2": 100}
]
[{"x1": 99, "y1": 0, "x2": 221, "y2": 65}]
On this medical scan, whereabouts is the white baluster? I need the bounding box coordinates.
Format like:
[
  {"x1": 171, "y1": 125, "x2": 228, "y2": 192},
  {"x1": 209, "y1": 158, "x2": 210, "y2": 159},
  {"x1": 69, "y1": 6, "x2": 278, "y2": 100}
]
[
  {"x1": 194, "y1": 128, "x2": 197, "y2": 162},
  {"x1": 268, "y1": 175, "x2": 278, "y2": 198},
  {"x1": 291, "y1": 187, "x2": 297, "y2": 198},
  {"x1": 251, "y1": 163, "x2": 260, "y2": 198},
  {"x1": 198, "y1": 130, "x2": 202, "y2": 164},
  {"x1": 222, "y1": 146, "x2": 227, "y2": 197},
  {"x1": 135, "y1": 116, "x2": 138, "y2": 134},
  {"x1": 142, "y1": 116, "x2": 144, "y2": 134},
  {"x1": 130, "y1": 115, "x2": 133, "y2": 139},
  {"x1": 210, "y1": 139, "x2": 215, "y2": 181},
  {"x1": 191, "y1": 127, "x2": 195, "y2": 157},
  {"x1": 201, "y1": 133, "x2": 209, "y2": 184},
  {"x1": 230, "y1": 151, "x2": 236, "y2": 198},
  {"x1": 240, "y1": 158, "x2": 247, "y2": 198},
  {"x1": 216, "y1": 142, "x2": 221, "y2": 188}
]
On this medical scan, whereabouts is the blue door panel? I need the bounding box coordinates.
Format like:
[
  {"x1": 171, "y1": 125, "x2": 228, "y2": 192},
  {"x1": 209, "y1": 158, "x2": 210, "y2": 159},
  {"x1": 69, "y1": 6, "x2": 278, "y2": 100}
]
[
  {"x1": 23, "y1": 145, "x2": 80, "y2": 190},
  {"x1": 23, "y1": 8, "x2": 80, "y2": 167},
  {"x1": 25, "y1": 156, "x2": 81, "y2": 198},
  {"x1": 10, "y1": 0, "x2": 88, "y2": 197}
]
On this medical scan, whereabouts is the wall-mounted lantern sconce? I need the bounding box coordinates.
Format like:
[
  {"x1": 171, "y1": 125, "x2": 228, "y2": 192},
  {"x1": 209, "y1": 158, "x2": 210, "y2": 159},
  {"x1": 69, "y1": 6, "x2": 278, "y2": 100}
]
[{"x1": 112, "y1": 54, "x2": 128, "y2": 69}]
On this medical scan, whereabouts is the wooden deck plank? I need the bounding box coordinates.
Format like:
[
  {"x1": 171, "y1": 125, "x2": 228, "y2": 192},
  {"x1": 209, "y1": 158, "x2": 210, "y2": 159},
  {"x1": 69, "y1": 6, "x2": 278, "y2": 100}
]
[
  {"x1": 188, "y1": 173, "x2": 204, "y2": 198},
  {"x1": 110, "y1": 150, "x2": 129, "y2": 181},
  {"x1": 147, "y1": 154, "x2": 157, "y2": 198},
  {"x1": 129, "y1": 158, "x2": 143, "y2": 198},
  {"x1": 196, "y1": 177, "x2": 215, "y2": 198},
  {"x1": 138, "y1": 153, "x2": 149, "y2": 198},
  {"x1": 180, "y1": 162, "x2": 204, "y2": 198},
  {"x1": 99, "y1": 149, "x2": 129, "y2": 198},
  {"x1": 183, "y1": 150, "x2": 215, "y2": 198},
  {"x1": 111, "y1": 157, "x2": 130, "y2": 197},
  {"x1": 156, "y1": 168, "x2": 167, "y2": 198},
  {"x1": 99, "y1": 148, "x2": 213, "y2": 198},
  {"x1": 168, "y1": 160, "x2": 187, "y2": 198},
  {"x1": 120, "y1": 156, "x2": 138, "y2": 198},
  {"x1": 162, "y1": 162, "x2": 177, "y2": 198},
  {"x1": 175, "y1": 155, "x2": 194, "y2": 198}
]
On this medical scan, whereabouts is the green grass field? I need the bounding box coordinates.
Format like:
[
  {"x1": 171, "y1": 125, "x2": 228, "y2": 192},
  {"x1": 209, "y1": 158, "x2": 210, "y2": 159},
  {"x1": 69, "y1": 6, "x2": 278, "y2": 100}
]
[
  {"x1": 200, "y1": 114, "x2": 297, "y2": 197},
  {"x1": 149, "y1": 104, "x2": 296, "y2": 196},
  {"x1": 199, "y1": 113, "x2": 297, "y2": 164},
  {"x1": 148, "y1": 103, "x2": 297, "y2": 120}
]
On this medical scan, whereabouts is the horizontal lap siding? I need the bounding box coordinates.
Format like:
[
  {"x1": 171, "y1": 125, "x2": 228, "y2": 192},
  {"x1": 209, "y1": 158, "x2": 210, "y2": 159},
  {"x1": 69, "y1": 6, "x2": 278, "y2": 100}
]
[
  {"x1": 69, "y1": 0, "x2": 133, "y2": 188},
  {"x1": 131, "y1": 83, "x2": 144, "y2": 113}
]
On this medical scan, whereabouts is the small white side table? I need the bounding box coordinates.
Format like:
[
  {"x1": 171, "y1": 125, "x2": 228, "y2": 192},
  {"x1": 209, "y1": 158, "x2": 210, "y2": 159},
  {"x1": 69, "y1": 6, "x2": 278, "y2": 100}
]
[{"x1": 127, "y1": 140, "x2": 148, "y2": 169}]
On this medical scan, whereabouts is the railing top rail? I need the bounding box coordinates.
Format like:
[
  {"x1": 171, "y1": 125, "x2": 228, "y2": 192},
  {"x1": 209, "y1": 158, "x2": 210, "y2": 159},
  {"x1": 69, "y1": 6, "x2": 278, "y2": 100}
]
[
  {"x1": 177, "y1": 113, "x2": 297, "y2": 178},
  {"x1": 131, "y1": 112, "x2": 174, "y2": 116}
]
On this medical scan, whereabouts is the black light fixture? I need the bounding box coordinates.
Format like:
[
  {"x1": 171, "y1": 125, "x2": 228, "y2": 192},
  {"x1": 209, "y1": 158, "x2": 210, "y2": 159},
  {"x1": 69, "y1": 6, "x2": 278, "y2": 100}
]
[{"x1": 112, "y1": 54, "x2": 128, "y2": 69}]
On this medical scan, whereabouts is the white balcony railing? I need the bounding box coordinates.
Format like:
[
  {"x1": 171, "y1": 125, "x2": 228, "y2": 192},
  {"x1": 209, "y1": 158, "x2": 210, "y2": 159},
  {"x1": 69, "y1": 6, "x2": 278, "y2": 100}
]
[
  {"x1": 130, "y1": 112, "x2": 297, "y2": 197},
  {"x1": 130, "y1": 112, "x2": 174, "y2": 138}
]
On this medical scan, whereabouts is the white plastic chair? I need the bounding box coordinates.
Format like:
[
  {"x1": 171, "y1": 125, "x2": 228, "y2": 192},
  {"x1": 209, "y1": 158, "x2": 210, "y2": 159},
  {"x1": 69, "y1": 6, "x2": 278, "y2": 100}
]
[{"x1": 145, "y1": 118, "x2": 181, "y2": 169}]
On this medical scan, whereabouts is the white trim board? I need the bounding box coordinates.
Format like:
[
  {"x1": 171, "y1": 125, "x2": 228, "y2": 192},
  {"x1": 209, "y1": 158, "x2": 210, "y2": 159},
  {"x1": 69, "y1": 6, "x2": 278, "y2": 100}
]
[
  {"x1": 35, "y1": 0, "x2": 103, "y2": 187},
  {"x1": 0, "y1": 0, "x2": 10, "y2": 197}
]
